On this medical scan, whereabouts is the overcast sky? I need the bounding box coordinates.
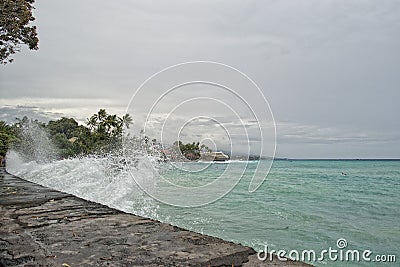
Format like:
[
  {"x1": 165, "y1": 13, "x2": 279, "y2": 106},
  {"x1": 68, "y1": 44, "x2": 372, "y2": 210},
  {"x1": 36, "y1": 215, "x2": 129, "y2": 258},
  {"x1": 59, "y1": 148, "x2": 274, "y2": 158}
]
[{"x1": 0, "y1": 0, "x2": 399, "y2": 158}]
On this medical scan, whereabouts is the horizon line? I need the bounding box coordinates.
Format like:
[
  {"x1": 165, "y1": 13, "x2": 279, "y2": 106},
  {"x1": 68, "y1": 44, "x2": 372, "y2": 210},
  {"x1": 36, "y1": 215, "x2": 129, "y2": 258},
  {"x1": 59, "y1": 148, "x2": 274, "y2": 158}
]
[{"x1": 273, "y1": 158, "x2": 400, "y2": 161}]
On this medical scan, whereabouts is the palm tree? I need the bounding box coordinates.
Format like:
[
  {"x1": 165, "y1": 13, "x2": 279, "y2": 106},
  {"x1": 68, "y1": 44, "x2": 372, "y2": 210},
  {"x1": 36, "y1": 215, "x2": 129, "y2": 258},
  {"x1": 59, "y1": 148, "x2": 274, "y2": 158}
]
[
  {"x1": 97, "y1": 109, "x2": 108, "y2": 122},
  {"x1": 87, "y1": 109, "x2": 109, "y2": 135},
  {"x1": 0, "y1": 121, "x2": 10, "y2": 132},
  {"x1": 104, "y1": 114, "x2": 119, "y2": 136},
  {"x1": 120, "y1": 114, "x2": 133, "y2": 129}
]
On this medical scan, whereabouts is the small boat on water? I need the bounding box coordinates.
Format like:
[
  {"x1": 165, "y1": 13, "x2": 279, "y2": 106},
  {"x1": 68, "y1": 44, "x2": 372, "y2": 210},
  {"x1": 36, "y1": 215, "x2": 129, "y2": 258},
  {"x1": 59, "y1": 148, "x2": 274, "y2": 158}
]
[{"x1": 201, "y1": 151, "x2": 229, "y2": 162}]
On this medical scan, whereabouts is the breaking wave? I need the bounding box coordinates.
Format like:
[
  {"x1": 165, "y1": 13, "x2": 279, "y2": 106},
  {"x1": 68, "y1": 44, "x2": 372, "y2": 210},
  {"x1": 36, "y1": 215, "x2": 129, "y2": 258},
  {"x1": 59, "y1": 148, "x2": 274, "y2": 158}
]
[{"x1": 5, "y1": 124, "x2": 162, "y2": 219}]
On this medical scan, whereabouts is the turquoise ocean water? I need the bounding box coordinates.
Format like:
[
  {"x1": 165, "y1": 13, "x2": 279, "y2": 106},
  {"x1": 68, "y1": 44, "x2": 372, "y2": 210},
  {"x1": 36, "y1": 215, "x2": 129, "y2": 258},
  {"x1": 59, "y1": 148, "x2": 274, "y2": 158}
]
[{"x1": 156, "y1": 160, "x2": 399, "y2": 266}]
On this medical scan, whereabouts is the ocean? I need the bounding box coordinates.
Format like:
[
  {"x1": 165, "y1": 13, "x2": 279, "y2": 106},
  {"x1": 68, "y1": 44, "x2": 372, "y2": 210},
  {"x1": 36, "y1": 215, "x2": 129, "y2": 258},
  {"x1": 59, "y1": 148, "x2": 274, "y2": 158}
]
[{"x1": 6, "y1": 153, "x2": 399, "y2": 266}]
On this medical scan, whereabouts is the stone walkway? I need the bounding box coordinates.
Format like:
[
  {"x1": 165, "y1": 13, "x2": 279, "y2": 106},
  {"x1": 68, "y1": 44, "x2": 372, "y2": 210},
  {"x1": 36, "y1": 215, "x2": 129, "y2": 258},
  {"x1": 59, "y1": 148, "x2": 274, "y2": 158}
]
[{"x1": 0, "y1": 168, "x2": 312, "y2": 266}]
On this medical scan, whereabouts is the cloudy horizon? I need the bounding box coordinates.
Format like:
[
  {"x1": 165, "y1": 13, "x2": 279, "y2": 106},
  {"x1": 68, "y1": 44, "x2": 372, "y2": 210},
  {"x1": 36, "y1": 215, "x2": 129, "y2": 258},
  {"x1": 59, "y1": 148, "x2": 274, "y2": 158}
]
[{"x1": 1, "y1": 0, "x2": 399, "y2": 159}]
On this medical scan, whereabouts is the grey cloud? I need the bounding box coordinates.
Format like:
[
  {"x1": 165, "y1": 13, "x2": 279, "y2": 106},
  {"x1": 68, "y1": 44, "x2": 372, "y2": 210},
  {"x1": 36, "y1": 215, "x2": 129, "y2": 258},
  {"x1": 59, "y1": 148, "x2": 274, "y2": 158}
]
[
  {"x1": 1, "y1": 0, "x2": 399, "y2": 158},
  {"x1": 277, "y1": 122, "x2": 398, "y2": 145},
  {"x1": 0, "y1": 106, "x2": 62, "y2": 124},
  {"x1": 0, "y1": 98, "x2": 127, "y2": 124}
]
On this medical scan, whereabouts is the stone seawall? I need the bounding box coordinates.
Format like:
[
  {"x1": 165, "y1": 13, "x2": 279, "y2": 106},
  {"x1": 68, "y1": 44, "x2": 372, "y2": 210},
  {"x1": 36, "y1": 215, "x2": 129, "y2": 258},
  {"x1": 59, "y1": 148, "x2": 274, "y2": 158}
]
[{"x1": 0, "y1": 168, "x2": 312, "y2": 266}]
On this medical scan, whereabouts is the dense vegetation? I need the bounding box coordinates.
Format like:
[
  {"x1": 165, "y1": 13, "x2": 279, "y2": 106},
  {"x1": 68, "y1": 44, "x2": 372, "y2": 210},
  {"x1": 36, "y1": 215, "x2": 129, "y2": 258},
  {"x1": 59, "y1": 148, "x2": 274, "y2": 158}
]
[
  {"x1": 173, "y1": 141, "x2": 211, "y2": 161},
  {"x1": 0, "y1": 120, "x2": 16, "y2": 157},
  {"x1": 0, "y1": 109, "x2": 211, "y2": 162},
  {"x1": 0, "y1": 109, "x2": 132, "y2": 159}
]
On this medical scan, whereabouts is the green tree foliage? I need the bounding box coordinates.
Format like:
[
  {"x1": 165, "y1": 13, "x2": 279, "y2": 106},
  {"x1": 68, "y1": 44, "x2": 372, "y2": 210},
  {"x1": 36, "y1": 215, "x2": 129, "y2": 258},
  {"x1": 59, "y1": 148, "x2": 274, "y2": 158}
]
[
  {"x1": 0, "y1": 0, "x2": 39, "y2": 64},
  {"x1": 71, "y1": 125, "x2": 93, "y2": 155},
  {"x1": 47, "y1": 117, "x2": 95, "y2": 157},
  {"x1": 87, "y1": 109, "x2": 132, "y2": 136},
  {"x1": 2, "y1": 109, "x2": 214, "y2": 164},
  {"x1": 120, "y1": 114, "x2": 133, "y2": 129},
  {"x1": 1, "y1": 110, "x2": 212, "y2": 164},
  {"x1": 4, "y1": 109, "x2": 133, "y2": 159},
  {"x1": 172, "y1": 141, "x2": 213, "y2": 161},
  {"x1": 47, "y1": 117, "x2": 79, "y2": 139},
  {"x1": 45, "y1": 110, "x2": 133, "y2": 157},
  {"x1": 174, "y1": 141, "x2": 201, "y2": 161},
  {"x1": 0, "y1": 120, "x2": 16, "y2": 156},
  {"x1": 86, "y1": 109, "x2": 133, "y2": 153}
]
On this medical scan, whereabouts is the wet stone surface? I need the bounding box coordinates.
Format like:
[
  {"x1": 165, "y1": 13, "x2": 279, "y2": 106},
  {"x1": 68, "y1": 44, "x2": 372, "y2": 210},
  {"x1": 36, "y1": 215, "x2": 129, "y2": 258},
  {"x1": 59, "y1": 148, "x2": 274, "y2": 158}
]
[{"x1": 0, "y1": 168, "x2": 312, "y2": 266}]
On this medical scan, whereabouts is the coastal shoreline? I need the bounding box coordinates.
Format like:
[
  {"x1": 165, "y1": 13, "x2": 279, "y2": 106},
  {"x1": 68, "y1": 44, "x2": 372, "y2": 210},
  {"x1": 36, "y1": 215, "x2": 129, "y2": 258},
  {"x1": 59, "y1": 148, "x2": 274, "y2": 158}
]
[{"x1": 0, "y1": 167, "x2": 311, "y2": 266}]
